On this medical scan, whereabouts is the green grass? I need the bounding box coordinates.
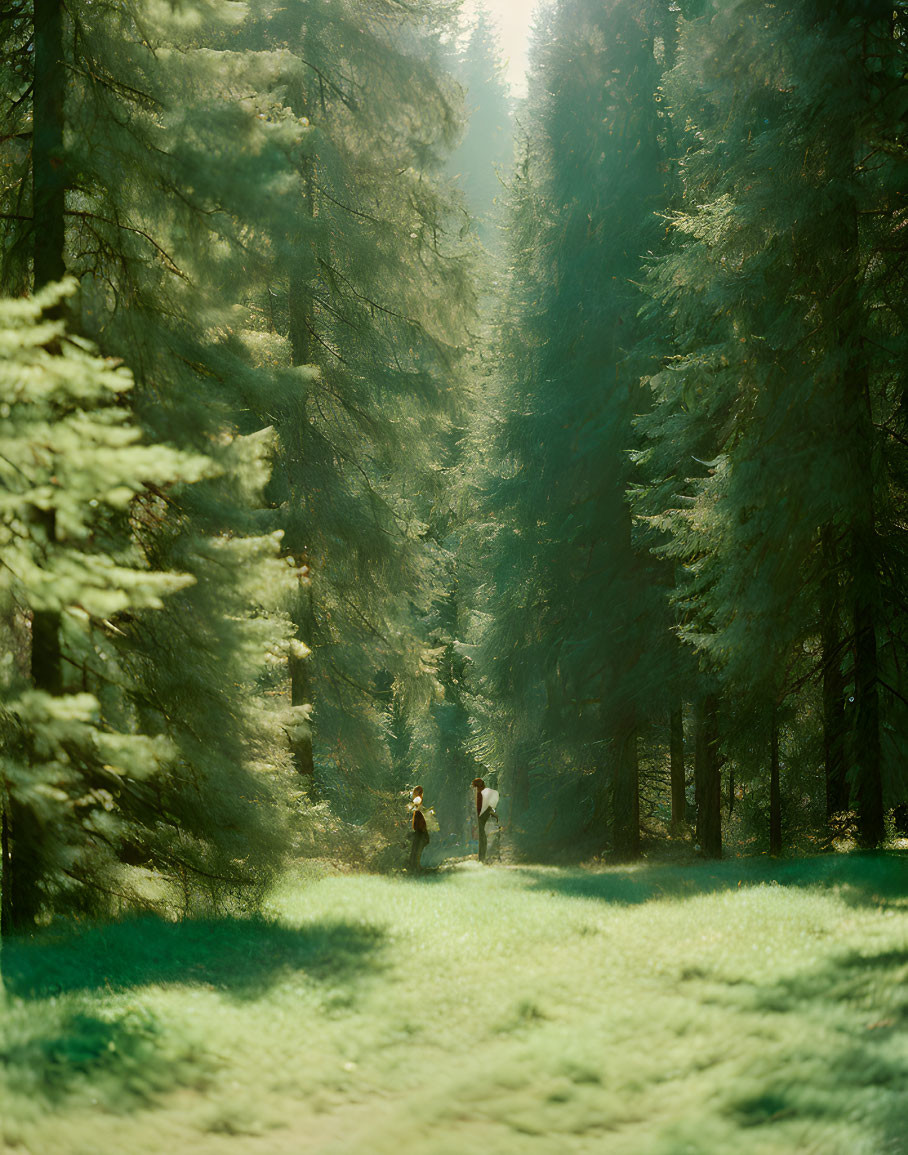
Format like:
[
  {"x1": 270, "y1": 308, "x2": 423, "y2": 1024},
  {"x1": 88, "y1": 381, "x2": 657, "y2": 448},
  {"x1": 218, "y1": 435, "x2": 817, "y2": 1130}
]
[{"x1": 2, "y1": 853, "x2": 907, "y2": 1154}]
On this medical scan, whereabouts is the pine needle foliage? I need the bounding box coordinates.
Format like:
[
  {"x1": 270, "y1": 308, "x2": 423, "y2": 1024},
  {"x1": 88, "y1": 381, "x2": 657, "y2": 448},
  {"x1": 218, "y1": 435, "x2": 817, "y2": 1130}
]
[
  {"x1": 223, "y1": 0, "x2": 476, "y2": 816},
  {"x1": 469, "y1": 0, "x2": 678, "y2": 857},
  {"x1": 635, "y1": 0, "x2": 908, "y2": 848},
  {"x1": 0, "y1": 283, "x2": 275, "y2": 928},
  {"x1": 447, "y1": 6, "x2": 514, "y2": 249},
  {"x1": 1, "y1": 0, "x2": 477, "y2": 891},
  {"x1": 0, "y1": 2, "x2": 314, "y2": 922}
]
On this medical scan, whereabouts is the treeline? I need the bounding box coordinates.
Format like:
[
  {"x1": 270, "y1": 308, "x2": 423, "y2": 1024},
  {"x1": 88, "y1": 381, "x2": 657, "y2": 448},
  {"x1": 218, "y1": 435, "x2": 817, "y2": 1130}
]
[
  {"x1": 467, "y1": 0, "x2": 908, "y2": 859},
  {"x1": 3, "y1": 0, "x2": 905, "y2": 917},
  {"x1": 0, "y1": 0, "x2": 476, "y2": 930}
]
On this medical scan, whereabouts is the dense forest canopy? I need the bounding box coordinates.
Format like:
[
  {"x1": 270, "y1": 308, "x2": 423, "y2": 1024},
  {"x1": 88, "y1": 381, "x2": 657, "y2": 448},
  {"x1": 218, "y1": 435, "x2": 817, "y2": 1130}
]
[{"x1": 1, "y1": 0, "x2": 907, "y2": 929}]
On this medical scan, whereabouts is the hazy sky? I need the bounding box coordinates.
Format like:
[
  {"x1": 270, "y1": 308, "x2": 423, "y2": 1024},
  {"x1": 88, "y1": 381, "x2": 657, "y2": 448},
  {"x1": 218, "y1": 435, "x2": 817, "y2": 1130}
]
[{"x1": 463, "y1": 0, "x2": 539, "y2": 97}]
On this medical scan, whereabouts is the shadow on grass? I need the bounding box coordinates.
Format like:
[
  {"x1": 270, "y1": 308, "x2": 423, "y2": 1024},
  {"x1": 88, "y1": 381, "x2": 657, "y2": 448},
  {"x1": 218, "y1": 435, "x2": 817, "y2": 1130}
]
[
  {"x1": 726, "y1": 947, "x2": 908, "y2": 1152},
  {"x1": 0, "y1": 1003, "x2": 209, "y2": 1107},
  {"x1": 2, "y1": 916, "x2": 384, "y2": 1111},
  {"x1": 752, "y1": 944, "x2": 908, "y2": 1018},
  {"x1": 2, "y1": 914, "x2": 386, "y2": 1001},
  {"x1": 514, "y1": 850, "x2": 908, "y2": 909}
]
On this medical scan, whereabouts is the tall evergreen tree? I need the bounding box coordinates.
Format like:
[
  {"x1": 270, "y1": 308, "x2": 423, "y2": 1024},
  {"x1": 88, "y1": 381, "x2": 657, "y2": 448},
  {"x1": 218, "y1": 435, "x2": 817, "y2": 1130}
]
[
  {"x1": 0, "y1": 283, "x2": 263, "y2": 927},
  {"x1": 448, "y1": 7, "x2": 513, "y2": 249},
  {"x1": 636, "y1": 0, "x2": 908, "y2": 849},
  {"x1": 471, "y1": 0, "x2": 677, "y2": 857},
  {"x1": 11, "y1": 0, "x2": 474, "y2": 843},
  {"x1": 0, "y1": 1, "x2": 312, "y2": 917},
  {"x1": 228, "y1": 0, "x2": 475, "y2": 818}
]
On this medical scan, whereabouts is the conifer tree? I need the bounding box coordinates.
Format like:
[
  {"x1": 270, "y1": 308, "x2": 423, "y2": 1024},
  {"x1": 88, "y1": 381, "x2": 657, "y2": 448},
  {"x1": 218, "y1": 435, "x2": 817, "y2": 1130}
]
[
  {"x1": 636, "y1": 0, "x2": 908, "y2": 848},
  {"x1": 226, "y1": 0, "x2": 475, "y2": 816},
  {"x1": 1, "y1": 1, "x2": 306, "y2": 915},
  {"x1": 0, "y1": 283, "x2": 229, "y2": 928},
  {"x1": 448, "y1": 7, "x2": 513, "y2": 249},
  {"x1": 471, "y1": 0, "x2": 677, "y2": 857},
  {"x1": 3, "y1": 0, "x2": 478, "y2": 869},
  {"x1": 412, "y1": 6, "x2": 514, "y2": 833}
]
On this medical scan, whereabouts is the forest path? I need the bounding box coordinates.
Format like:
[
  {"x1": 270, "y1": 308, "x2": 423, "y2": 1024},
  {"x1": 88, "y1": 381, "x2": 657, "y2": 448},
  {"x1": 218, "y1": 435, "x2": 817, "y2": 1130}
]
[{"x1": 3, "y1": 855, "x2": 907, "y2": 1155}]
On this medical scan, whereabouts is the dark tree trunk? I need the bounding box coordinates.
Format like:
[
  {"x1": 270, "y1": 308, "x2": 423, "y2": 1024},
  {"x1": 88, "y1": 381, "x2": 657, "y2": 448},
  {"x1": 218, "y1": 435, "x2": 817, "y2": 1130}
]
[
  {"x1": 510, "y1": 756, "x2": 530, "y2": 820},
  {"x1": 33, "y1": 0, "x2": 66, "y2": 289},
  {"x1": 1, "y1": 806, "x2": 11, "y2": 937},
  {"x1": 8, "y1": 1, "x2": 69, "y2": 935},
  {"x1": 853, "y1": 590, "x2": 883, "y2": 845},
  {"x1": 286, "y1": 162, "x2": 317, "y2": 781},
  {"x1": 849, "y1": 301, "x2": 882, "y2": 845},
  {"x1": 2, "y1": 800, "x2": 43, "y2": 934},
  {"x1": 669, "y1": 706, "x2": 685, "y2": 832},
  {"x1": 289, "y1": 572, "x2": 316, "y2": 780},
  {"x1": 31, "y1": 0, "x2": 65, "y2": 694},
  {"x1": 693, "y1": 733, "x2": 703, "y2": 843},
  {"x1": 694, "y1": 695, "x2": 721, "y2": 858},
  {"x1": 31, "y1": 608, "x2": 62, "y2": 693},
  {"x1": 828, "y1": 156, "x2": 883, "y2": 846},
  {"x1": 821, "y1": 528, "x2": 848, "y2": 819},
  {"x1": 769, "y1": 713, "x2": 782, "y2": 856},
  {"x1": 612, "y1": 727, "x2": 640, "y2": 860},
  {"x1": 847, "y1": 334, "x2": 883, "y2": 848}
]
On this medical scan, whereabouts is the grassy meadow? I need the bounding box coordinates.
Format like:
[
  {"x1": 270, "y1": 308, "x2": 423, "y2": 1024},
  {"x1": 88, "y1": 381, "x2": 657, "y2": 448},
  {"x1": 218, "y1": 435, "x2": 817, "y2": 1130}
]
[{"x1": 1, "y1": 853, "x2": 907, "y2": 1155}]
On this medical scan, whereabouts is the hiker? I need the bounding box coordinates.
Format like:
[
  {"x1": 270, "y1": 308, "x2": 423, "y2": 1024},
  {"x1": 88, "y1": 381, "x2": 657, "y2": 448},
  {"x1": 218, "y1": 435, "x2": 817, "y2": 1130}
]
[
  {"x1": 408, "y1": 786, "x2": 430, "y2": 872},
  {"x1": 471, "y1": 777, "x2": 499, "y2": 863}
]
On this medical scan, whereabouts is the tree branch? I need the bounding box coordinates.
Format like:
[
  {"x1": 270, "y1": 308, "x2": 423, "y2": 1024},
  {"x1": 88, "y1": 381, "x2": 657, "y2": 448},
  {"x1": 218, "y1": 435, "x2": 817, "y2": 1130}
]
[{"x1": 65, "y1": 209, "x2": 190, "y2": 281}]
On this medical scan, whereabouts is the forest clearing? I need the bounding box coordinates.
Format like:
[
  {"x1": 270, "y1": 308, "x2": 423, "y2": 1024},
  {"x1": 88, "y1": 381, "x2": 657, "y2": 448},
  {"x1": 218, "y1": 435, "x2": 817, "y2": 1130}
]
[
  {"x1": 3, "y1": 0, "x2": 908, "y2": 1148},
  {"x1": 2, "y1": 855, "x2": 907, "y2": 1155}
]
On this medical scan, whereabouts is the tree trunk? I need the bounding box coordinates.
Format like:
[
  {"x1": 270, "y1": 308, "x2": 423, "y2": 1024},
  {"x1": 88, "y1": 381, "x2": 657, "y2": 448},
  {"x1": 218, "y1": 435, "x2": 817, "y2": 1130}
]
[
  {"x1": 1, "y1": 805, "x2": 11, "y2": 937},
  {"x1": 31, "y1": 0, "x2": 65, "y2": 693},
  {"x1": 849, "y1": 306, "x2": 882, "y2": 845},
  {"x1": 820, "y1": 528, "x2": 848, "y2": 820},
  {"x1": 289, "y1": 571, "x2": 315, "y2": 780},
  {"x1": 828, "y1": 139, "x2": 883, "y2": 846},
  {"x1": 612, "y1": 727, "x2": 640, "y2": 860},
  {"x1": 33, "y1": 0, "x2": 66, "y2": 289},
  {"x1": 847, "y1": 325, "x2": 883, "y2": 848},
  {"x1": 694, "y1": 694, "x2": 721, "y2": 858},
  {"x1": 669, "y1": 706, "x2": 685, "y2": 832},
  {"x1": 8, "y1": 1, "x2": 69, "y2": 935},
  {"x1": 509, "y1": 756, "x2": 530, "y2": 820},
  {"x1": 769, "y1": 712, "x2": 782, "y2": 856},
  {"x1": 853, "y1": 589, "x2": 883, "y2": 845},
  {"x1": 1, "y1": 799, "x2": 43, "y2": 934},
  {"x1": 286, "y1": 161, "x2": 317, "y2": 781}
]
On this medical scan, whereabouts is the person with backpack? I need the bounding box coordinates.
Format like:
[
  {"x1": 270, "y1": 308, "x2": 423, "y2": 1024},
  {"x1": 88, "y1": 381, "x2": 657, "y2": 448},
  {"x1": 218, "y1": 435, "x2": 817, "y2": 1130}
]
[{"x1": 471, "y1": 777, "x2": 499, "y2": 863}]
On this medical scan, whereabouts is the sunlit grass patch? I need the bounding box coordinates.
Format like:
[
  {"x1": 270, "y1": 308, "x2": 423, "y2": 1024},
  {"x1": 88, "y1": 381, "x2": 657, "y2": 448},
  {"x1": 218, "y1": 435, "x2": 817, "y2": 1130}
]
[{"x1": 2, "y1": 852, "x2": 907, "y2": 1154}]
